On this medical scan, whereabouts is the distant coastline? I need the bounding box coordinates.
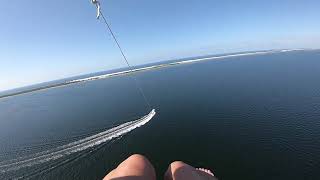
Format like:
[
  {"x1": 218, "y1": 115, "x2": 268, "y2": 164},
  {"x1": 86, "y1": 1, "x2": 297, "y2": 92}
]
[{"x1": 0, "y1": 48, "x2": 316, "y2": 99}]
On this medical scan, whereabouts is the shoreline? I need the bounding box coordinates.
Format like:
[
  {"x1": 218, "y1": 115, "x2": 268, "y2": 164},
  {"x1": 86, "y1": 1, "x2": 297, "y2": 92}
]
[{"x1": 0, "y1": 49, "x2": 313, "y2": 99}]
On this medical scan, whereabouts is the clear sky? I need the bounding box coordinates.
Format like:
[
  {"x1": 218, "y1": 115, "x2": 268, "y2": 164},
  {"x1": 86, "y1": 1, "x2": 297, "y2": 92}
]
[{"x1": 1, "y1": 0, "x2": 320, "y2": 91}]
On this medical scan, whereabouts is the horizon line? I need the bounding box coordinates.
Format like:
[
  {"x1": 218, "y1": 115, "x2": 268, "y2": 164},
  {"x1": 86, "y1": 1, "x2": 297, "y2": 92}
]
[{"x1": 0, "y1": 48, "x2": 317, "y2": 98}]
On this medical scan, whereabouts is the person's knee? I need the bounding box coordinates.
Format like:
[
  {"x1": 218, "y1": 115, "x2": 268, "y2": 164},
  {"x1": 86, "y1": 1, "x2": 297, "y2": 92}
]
[
  {"x1": 165, "y1": 161, "x2": 195, "y2": 180},
  {"x1": 166, "y1": 161, "x2": 217, "y2": 180},
  {"x1": 104, "y1": 154, "x2": 156, "y2": 180},
  {"x1": 123, "y1": 154, "x2": 150, "y2": 167},
  {"x1": 118, "y1": 154, "x2": 154, "y2": 172},
  {"x1": 169, "y1": 161, "x2": 189, "y2": 169}
]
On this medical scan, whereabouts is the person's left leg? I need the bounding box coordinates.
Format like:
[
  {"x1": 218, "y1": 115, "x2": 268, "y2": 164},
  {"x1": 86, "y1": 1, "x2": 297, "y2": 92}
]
[{"x1": 103, "y1": 154, "x2": 156, "y2": 180}]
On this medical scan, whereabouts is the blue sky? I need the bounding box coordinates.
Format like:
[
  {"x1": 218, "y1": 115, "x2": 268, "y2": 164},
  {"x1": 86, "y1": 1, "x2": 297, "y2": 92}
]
[{"x1": 1, "y1": 0, "x2": 320, "y2": 91}]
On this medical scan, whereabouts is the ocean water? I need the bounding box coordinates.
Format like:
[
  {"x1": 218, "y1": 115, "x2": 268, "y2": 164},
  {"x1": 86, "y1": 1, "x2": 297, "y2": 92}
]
[{"x1": 0, "y1": 50, "x2": 320, "y2": 179}]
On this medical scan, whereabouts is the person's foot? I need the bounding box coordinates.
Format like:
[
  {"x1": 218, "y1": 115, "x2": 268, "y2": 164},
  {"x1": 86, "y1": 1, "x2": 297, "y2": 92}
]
[
  {"x1": 103, "y1": 154, "x2": 156, "y2": 180},
  {"x1": 164, "y1": 161, "x2": 217, "y2": 180}
]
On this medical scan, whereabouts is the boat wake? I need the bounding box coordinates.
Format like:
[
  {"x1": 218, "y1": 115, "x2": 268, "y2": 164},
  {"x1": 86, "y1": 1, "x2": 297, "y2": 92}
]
[{"x1": 0, "y1": 109, "x2": 156, "y2": 174}]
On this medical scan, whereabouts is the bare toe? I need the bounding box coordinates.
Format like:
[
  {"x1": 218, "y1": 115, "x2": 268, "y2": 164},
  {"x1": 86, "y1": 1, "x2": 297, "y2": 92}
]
[{"x1": 196, "y1": 168, "x2": 215, "y2": 177}]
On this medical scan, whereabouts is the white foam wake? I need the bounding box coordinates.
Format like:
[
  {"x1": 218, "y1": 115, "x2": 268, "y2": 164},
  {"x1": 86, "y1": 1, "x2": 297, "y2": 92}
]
[
  {"x1": 68, "y1": 49, "x2": 307, "y2": 84},
  {"x1": 0, "y1": 109, "x2": 156, "y2": 173}
]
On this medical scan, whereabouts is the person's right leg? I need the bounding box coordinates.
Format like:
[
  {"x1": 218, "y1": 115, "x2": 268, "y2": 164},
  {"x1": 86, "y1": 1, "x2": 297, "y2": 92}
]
[
  {"x1": 164, "y1": 161, "x2": 217, "y2": 180},
  {"x1": 103, "y1": 154, "x2": 156, "y2": 180}
]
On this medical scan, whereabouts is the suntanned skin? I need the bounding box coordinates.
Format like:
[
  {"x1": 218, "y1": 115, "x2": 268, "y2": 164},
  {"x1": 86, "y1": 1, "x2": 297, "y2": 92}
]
[{"x1": 103, "y1": 154, "x2": 217, "y2": 180}]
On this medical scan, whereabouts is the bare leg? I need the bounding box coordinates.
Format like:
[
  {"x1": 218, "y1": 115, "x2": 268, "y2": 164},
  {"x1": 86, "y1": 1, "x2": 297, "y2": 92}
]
[
  {"x1": 103, "y1": 154, "x2": 156, "y2": 180},
  {"x1": 164, "y1": 161, "x2": 217, "y2": 180}
]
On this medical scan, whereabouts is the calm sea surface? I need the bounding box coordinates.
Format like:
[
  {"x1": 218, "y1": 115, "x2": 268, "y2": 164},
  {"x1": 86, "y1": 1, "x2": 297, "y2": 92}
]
[{"x1": 0, "y1": 50, "x2": 320, "y2": 179}]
